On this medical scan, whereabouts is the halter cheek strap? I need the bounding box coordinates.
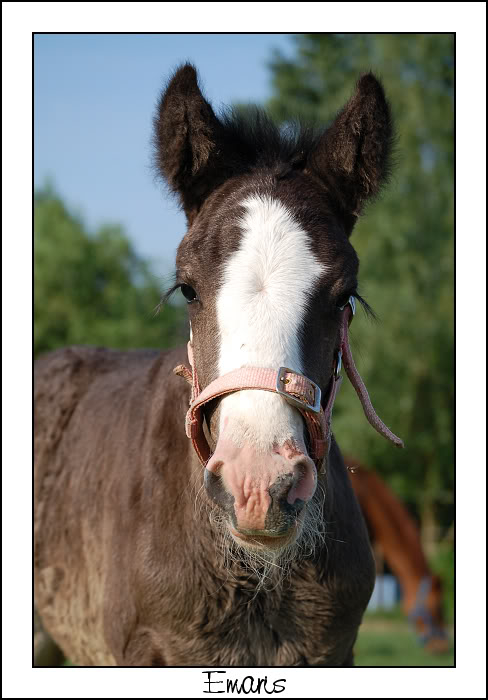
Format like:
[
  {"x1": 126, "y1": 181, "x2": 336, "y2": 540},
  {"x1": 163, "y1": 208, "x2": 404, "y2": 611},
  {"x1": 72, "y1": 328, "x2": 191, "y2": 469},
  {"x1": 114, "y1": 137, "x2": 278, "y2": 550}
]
[{"x1": 173, "y1": 298, "x2": 404, "y2": 467}]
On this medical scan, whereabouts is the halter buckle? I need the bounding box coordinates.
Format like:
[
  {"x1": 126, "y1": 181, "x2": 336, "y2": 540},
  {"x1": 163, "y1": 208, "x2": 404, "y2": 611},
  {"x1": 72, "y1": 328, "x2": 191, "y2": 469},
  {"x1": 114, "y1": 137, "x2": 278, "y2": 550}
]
[
  {"x1": 335, "y1": 351, "x2": 342, "y2": 377},
  {"x1": 276, "y1": 367, "x2": 321, "y2": 413}
]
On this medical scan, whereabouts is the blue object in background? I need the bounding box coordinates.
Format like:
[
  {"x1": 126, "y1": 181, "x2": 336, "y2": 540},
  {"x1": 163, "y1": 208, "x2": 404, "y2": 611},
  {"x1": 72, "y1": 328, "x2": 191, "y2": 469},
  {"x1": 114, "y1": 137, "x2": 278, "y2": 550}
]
[{"x1": 367, "y1": 575, "x2": 402, "y2": 611}]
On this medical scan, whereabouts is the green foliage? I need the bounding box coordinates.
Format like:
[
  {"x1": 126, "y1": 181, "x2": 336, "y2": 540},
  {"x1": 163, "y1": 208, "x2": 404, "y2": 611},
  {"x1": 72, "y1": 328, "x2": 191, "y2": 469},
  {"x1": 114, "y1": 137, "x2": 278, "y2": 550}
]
[
  {"x1": 356, "y1": 612, "x2": 454, "y2": 666},
  {"x1": 430, "y1": 541, "x2": 455, "y2": 622},
  {"x1": 34, "y1": 186, "x2": 186, "y2": 357},
  {"x1": 267, "y1": 35, "x2": 454, "y2": 530}
]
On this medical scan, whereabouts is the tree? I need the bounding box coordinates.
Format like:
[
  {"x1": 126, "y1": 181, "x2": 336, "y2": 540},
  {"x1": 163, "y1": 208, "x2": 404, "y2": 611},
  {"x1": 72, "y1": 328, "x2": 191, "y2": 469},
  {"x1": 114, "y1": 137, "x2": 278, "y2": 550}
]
[
  {"x1": 267, "y1": 34, "x2": 454, "y2": 535},
  {"x1": 34, "y1": 186, "x2": 186, "y2": 357}
]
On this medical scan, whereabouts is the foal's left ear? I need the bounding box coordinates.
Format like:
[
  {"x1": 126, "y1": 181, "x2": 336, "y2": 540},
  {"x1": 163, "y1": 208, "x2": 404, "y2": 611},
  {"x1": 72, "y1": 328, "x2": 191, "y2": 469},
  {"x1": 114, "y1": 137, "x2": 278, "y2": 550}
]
[
  {"x1": 153, "y1": 64, "x2": 229, "y2": 224},
  {"x1": 308, "y1": 73, "x2": 394, "y2": 234}
]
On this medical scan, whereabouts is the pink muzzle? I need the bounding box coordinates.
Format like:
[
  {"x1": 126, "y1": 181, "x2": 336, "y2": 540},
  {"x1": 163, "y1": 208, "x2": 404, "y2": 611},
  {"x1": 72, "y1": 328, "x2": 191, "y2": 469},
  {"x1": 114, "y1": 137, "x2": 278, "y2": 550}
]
[{"x1": 174, "y1": 298, "x2": 404, "y2": 469}]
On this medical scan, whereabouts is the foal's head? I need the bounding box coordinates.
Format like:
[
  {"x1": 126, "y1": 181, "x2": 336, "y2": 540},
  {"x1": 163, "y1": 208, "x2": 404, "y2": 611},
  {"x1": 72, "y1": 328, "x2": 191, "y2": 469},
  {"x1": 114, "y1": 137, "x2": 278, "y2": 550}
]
[{"x1": 154, "y1": 64, "x2": 393, "y2": 561}]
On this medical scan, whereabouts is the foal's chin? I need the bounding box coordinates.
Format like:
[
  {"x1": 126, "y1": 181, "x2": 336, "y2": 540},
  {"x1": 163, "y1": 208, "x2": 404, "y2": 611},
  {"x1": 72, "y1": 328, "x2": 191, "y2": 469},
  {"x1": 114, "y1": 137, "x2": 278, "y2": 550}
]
[
  {"x1": 229, "y1": 527, "x2": 298, "y2": 552},
  {"x1": 227, "y1": 512, "x2": 305, "y2": 553}
]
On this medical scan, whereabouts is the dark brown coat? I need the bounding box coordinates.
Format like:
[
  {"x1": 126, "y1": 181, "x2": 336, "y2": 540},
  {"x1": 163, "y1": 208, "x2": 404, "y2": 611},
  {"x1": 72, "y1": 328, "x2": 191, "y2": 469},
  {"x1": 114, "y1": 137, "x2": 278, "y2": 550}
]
[
  {"x1": 35, "y1": 345, "x2": 374, "y2": 666},
  {"x1": 34, "y1": 63, "x2": 396, "y2": 666}
]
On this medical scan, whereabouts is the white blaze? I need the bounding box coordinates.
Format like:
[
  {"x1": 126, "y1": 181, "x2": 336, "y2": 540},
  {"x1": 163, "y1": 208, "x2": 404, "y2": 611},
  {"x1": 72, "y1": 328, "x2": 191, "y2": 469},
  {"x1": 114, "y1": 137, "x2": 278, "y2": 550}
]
[{"x1": 216, "y1": 195, "x2": 326, "y2": 452}]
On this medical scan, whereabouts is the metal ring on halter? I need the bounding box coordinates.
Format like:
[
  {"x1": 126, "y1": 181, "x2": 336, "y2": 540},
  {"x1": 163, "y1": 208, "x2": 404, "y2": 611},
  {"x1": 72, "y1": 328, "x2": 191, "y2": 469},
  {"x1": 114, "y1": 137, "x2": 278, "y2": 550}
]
[
  {"x1": 335, "y1": 351, "x2": 342, "y2": 377},
  {"x1": 339, "y1": 295, "x2": 356, "y2": 315}
]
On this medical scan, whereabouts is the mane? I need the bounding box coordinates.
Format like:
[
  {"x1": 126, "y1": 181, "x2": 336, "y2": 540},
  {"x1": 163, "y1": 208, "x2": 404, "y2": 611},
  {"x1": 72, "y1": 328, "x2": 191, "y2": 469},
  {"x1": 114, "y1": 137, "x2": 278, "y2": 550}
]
[{"x1": 217, "y1": 106, "x2": 322, "y2": 177}]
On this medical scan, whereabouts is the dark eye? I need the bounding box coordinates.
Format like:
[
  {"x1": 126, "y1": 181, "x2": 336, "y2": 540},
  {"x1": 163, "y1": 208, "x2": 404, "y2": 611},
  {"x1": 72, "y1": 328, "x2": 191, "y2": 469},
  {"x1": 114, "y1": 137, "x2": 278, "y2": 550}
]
[{"x1": 180, "y1": 284, "x2": 197, "y2": 303}]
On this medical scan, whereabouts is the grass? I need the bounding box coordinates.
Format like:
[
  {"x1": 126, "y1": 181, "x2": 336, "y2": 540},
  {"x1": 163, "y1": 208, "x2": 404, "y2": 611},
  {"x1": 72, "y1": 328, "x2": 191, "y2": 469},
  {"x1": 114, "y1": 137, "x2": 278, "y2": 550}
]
[{"x1": 355, "y1": 609, "x2": 454, "y2": 667}]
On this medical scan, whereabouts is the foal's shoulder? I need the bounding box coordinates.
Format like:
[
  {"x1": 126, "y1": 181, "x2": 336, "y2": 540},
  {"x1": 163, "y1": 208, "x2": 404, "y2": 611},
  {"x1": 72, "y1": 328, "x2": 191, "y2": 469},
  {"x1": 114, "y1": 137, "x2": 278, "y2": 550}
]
[
  {"x1": 33, "y1": 346, "x2": 158, "y2": 425},
  {"x1": 34, "y1": 344, "x2": 188, "y2": 404},
  {"x1": 34, "y1": 345, "x2": 168, "y2": 385},
  {"x1": 34, "y1": 345, "x2": 187, "y2": 459}
]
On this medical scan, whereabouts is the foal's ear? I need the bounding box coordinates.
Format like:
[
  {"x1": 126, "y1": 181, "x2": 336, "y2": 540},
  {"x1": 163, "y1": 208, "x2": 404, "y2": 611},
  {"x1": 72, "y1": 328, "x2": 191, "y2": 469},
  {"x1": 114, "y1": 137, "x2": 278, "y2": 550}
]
[
  {"x1": 154, "y1": 64, "x2": 228, "y2": 223},
  {"x1": 308, "y1": 73, "x2": 394, "y2": 233}
]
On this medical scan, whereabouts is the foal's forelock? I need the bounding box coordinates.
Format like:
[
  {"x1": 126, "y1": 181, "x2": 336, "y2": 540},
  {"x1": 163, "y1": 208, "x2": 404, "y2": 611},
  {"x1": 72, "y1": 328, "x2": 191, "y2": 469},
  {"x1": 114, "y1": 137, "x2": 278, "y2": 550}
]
[{"x1": 215, "y1": 194, "x2": 325, "y2": 453}]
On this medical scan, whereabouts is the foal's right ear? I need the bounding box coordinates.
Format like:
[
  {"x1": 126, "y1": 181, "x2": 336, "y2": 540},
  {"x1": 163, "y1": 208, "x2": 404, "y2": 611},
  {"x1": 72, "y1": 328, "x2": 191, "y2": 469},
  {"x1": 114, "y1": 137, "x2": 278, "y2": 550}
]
[{"x1": 153, "y1": 64, "x2": 228, "y2": 224}]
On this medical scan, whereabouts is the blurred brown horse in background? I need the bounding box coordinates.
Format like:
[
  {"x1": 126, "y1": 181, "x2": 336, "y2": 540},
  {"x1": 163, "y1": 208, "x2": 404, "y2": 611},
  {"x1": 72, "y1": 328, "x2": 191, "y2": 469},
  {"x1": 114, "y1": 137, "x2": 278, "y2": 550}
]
[{"x1": 345, "y1": 458, "x2": 449, "y2": 653}]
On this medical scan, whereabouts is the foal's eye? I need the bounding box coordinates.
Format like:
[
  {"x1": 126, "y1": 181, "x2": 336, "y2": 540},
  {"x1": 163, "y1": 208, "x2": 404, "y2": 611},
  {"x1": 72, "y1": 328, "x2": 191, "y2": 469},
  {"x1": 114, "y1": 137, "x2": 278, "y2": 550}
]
[{"x1": 180, "y1": 284, "x2": 198, "y2": 303}]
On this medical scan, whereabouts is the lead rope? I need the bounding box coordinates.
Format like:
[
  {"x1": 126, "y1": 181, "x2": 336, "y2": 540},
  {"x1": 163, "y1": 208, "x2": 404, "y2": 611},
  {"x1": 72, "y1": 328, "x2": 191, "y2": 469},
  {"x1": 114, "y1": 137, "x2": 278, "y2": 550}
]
[{"x1": 340, "y1": 304, "x2": 404, "y2": 448}]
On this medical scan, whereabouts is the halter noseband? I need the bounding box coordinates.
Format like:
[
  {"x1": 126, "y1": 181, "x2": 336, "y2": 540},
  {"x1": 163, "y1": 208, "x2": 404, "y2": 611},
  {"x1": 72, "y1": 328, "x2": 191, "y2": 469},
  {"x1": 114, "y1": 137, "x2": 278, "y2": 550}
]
[{"x1": 174, "y1": 297, "x2": 404, "y2": 467}]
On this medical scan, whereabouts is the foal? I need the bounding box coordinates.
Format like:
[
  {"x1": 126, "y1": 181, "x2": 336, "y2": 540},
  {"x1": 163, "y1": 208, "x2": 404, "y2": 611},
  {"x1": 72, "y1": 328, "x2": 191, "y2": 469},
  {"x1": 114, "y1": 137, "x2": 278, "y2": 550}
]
[{"x1": 34, "y1": 64, "x2": 401, "y2": 666}]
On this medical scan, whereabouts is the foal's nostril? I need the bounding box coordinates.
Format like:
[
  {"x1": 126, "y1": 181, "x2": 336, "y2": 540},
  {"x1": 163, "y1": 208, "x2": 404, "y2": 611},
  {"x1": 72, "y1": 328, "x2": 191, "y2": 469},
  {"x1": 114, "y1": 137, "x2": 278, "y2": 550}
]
[
  {"x1": 203, "y1": 468, "x2": 235, "y2": 512},
  {"x1": 269, "y1": 473, "x2": 305, "y2": 512},
  {"x1": 269, "y1": 472, "x2": 294, "y2": 501},
  {"x1": 263, "y1": 472, "x2": 306, "y2": 535}
]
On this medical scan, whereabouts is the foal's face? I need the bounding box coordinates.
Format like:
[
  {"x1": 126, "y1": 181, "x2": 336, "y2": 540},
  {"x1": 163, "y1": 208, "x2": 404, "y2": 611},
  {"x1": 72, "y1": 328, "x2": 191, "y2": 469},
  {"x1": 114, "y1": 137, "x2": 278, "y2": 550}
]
[
  {"x1": 176, "y1": 175, "x2": 358, "y2": 547},
  {"x1": 155, "y1": 64, "x2": 393, "y2": 553}
]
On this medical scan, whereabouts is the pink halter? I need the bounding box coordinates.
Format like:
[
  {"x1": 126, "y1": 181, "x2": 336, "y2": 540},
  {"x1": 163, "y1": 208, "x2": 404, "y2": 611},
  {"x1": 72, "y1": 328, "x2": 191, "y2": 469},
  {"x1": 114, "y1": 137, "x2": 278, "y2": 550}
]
[{"x1": 174, "y1": 298, "x2": 404, "y2": 467}]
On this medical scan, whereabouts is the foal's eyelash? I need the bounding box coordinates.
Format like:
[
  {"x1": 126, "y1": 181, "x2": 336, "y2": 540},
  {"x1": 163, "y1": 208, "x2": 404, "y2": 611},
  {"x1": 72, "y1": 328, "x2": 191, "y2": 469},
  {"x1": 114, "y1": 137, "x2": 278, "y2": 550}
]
[
  {"x1": 162, "y1": 281, "x2": 184, "y2": 303},
  {"x1": 153, "y1": 276, "x2": 182, "y2": 317},
  {"x1": 353, "y1": 293, "x2": 378, "y2": 321}
]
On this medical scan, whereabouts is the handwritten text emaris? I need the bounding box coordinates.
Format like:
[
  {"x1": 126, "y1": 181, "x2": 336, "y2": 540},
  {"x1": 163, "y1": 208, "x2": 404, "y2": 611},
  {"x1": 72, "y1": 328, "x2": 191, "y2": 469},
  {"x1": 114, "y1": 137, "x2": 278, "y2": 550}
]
[{"x1": 203, "y1": 671, "x2": 286, "y2": 694}]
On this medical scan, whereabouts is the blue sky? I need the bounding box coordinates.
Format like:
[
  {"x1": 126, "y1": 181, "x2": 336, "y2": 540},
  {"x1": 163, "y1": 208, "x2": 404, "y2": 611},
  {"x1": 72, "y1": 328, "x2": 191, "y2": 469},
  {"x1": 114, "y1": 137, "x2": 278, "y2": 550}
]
[{"x1": 34, "y1": 33, "x2": 296, "y2": 276}]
